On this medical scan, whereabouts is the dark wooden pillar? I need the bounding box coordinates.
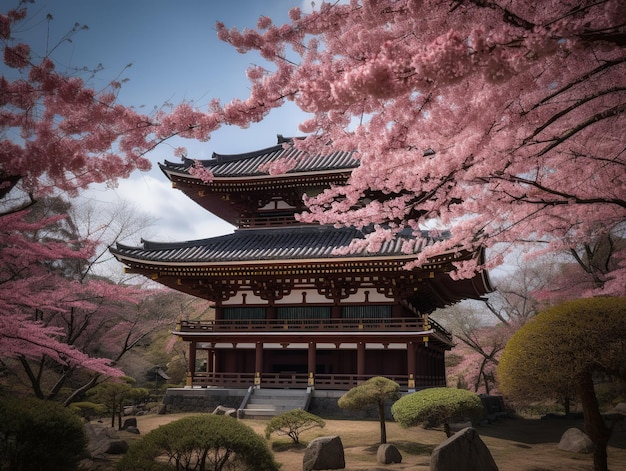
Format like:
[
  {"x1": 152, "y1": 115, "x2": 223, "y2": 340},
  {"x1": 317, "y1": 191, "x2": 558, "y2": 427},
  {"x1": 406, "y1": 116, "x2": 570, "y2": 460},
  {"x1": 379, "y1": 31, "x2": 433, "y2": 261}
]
[
  {"x1": 357, "y1": 341, "x2": 365, "y2": 379},
  {"x1": 308, "y1": 342, "x2": 316, "y2": 386},
  {"x1": 407, "y1": 341, "x2": 416, "y2": 391},
  {"x1": 255, "y1": 341, "x2": 263, "y2": 373},
  {"x1": 205, "y1": 348, "x2": 212, "y2": 372},
  {"x1": 187, "y1": 341, "x2": 197, "y2": 387}
]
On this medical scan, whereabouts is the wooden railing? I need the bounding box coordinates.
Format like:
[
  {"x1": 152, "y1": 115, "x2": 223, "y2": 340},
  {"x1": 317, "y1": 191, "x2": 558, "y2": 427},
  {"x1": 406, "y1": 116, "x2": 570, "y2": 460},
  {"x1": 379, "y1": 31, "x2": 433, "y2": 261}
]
[
  {"x1": 178, "y1": 317, "x2": 452, "y2": 342},
  {"x1": 191, "y1": 372, "x2": 446, "y2": 391}
]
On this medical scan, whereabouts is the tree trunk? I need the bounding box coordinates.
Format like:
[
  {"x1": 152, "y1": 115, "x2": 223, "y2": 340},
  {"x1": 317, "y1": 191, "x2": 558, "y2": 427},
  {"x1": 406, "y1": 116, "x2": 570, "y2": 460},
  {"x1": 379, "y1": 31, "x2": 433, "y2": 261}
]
[
  {"x1": 578, "y1": 371, "x2": 611, "y2": 471},
  {"x1": 378, "y1": 401, "x2": 387, "y2": 444}
]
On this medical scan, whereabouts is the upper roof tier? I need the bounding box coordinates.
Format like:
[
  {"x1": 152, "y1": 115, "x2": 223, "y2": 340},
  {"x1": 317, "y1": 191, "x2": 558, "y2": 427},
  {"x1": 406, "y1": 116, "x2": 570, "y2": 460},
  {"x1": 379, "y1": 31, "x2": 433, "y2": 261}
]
[
  {"x1": 160, "y1": 135, "x2": 357, "y2": 179},
  {"x1": 159, "y1": 136, "x2": 358, "y2": 228}
]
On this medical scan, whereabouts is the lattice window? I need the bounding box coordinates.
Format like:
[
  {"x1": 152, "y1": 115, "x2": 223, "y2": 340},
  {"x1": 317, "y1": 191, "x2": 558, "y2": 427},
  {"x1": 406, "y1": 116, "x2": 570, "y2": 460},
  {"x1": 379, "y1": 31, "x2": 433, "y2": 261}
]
[
  {"x1": 223, "y1": 307, "x2": 265, "y2": 320},
  {"x1": 276, "y1": 306, "x2": 331, "y2": 319},
  {"x1": 342, "y1": 305, "x2": 392, "y2": 319}
]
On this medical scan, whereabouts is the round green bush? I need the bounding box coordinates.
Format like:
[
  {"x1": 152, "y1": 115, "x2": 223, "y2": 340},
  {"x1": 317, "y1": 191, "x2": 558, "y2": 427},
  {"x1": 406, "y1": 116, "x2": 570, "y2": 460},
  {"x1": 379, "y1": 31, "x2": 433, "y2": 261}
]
[
  {"x1": 118, "y1": 414, "x2": 280, "y2": 471},
  {"x1": 391, "y1": 387, "x2": 483, "y2": 429},
  {"x1": 0, "y1": 396, "x2": 87, "y2": 471}
]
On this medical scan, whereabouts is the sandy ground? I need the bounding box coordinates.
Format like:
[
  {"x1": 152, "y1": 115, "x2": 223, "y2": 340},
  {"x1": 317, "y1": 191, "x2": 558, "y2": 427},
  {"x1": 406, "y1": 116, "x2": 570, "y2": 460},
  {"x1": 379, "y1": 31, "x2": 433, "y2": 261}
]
[{"x1": 111, "y1": 412, "x2": 626, "y2": 471}]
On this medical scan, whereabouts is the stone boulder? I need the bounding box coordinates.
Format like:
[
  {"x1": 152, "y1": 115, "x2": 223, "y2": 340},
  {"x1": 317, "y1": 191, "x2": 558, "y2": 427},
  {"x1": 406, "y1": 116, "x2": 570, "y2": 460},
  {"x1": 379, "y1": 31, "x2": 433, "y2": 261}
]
[
  {"x1": 212, "y1": 404, "x2": 237, "y2": 417},
  {"x1": 84, "y1": 423, "x2": 129, "y2": 457},
  {"x1": 558, "y1": 428, "x2": 593, "y2": 454},
  {"x1": 613, "y1": 402, "x2": 626, "y2": 415},
  {"x1": 303, "y1": 435, "x2": 345, "y2": 471},
  {"x1": 430, "y1": 427, "x2": 498, "y2": 471},
  {"x1": 377, "y1": 443, "x2": 402, "y2": 464},
  {"x1": 124, "y1": 425, "x2": 141, "y2": 434},
  {"x1": 121, "y1": 417, "x2": 137, "y2": 430}
]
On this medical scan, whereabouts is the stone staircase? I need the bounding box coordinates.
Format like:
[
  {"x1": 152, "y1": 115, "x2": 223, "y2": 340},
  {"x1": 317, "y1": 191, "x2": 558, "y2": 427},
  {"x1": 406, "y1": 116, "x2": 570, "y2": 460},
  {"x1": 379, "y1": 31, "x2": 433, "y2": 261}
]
[{"x1": 237, "y1": 387, "x2": 312, "y2": 419}]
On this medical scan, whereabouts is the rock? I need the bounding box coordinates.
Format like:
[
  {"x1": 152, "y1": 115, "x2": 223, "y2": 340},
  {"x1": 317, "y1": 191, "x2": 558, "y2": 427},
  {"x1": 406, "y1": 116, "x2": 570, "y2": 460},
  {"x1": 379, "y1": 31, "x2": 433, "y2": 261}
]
[
  {"x1": 104, "y1": 439, "x2": 129, "y2": 454},
  {"x1": 212, "y1": 405, "x2": 237, "y2": 417},
  {"x1": 448, "y1": 421, "x2": 473, "y2": 434},
  {"x1": 84, "y1": 423, "x2": 129, "y2": 457},
  {"x1": 613, "y1": 402, "x2": 626, "y2": 415},
  {"x1": 377, "y1": 443, "x2": 402, "y2": 464},
  {"x1": 558, "y1": 428, "x2": 593, "y2": 454},
  {"x1": 124, "y1": 425, "x2": 141, "y2": 434},
  {"x1": 430, "y1": 427, "x2": 498, "y2": 471},
  {"x1": 121, "y1": 417, "x2": 137, "y2": 430},
  {"x1": 123, "y1": 405, "x2": 136, "y2": 416},
  {"x1": 157, "y1": 403, "x2": 169, "y2": 415},
  {"x1": 303, "y1": 435, "x2": 346, "y2": 471}
]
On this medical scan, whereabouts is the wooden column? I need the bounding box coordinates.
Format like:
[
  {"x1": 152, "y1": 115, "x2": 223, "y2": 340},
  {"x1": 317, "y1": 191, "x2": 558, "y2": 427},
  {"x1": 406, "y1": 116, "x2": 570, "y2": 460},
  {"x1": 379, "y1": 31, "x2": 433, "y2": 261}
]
[
  {"x1": 407, "y1": 341, "x2": 416, "y2": 391},
  {"x1": 357, "y1": 342, "x2": 365, "y2": 379},
  {"x1": 255, "y1": 342, "x2": 263, "y2": 379},
  {"x1": 308, "y1": 342, "x2": 316, "y2": 386},
  {"x1": 187, "y1": 341, "x2": 197, "y2": 387}
]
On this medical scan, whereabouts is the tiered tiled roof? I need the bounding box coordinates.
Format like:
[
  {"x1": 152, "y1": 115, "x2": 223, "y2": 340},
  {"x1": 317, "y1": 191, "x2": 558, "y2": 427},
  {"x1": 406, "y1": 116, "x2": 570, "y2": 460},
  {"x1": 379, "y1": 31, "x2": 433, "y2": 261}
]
[
  {"x1": 159, "y1": 135, "x2": 358, "y2": 180},
  {"x1": 111, "y1": 225, "x2": 443, "y2": 265}
]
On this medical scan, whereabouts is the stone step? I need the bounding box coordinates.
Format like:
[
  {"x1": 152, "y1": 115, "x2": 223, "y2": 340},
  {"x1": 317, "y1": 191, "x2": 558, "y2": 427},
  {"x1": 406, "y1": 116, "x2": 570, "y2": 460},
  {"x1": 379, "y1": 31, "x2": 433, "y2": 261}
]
[{"x1": 238, "y1": 387, "x2": 312, "y2": 418}]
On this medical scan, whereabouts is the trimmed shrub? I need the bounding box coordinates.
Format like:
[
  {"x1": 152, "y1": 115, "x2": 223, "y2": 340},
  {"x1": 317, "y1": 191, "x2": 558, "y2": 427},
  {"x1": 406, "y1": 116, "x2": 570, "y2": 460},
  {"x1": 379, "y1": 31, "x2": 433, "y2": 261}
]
[
  {"x1": 69, "y1": 401, "x2": 108, "y2": 421},
  {"x1": 0, "y1": 396, "x2": 87, "y2": 471},
  {"x1": 391, "y1": 387, "x2": 483, "y2": 434},
  {"x1": 117, "y1": 414, "x2": 280, "y2": 471},
  {"x1": 265, "y1": 409, "x2": 325, "y2": 444}
]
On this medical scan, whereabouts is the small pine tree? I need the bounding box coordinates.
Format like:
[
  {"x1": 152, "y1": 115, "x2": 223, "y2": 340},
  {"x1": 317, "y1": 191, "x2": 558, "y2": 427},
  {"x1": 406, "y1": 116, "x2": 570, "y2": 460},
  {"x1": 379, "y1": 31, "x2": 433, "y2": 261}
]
[
  {"x1": 338, "y1": 376, "x2": 400, "y2": 444},
  {"x1": 264, "y1": 409, "x2": 325, "y2": 444}
]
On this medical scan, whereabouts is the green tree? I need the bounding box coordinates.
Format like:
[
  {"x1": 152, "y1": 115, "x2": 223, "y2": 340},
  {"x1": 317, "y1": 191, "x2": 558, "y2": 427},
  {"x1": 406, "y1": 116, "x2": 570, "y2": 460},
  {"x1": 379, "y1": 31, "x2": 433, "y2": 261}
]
[
  {"x1": 0, "y1": 396, "x2": 86, "y2": 471},
  {"x1": 264, "y1": 409, "x2": 325, "y2": 444},
  {"x1": 118, "y1": 414, "x2": 279, "y2": 471},
  {"x1": 88, "y1": 377, "x2": 148, "y2": 429},
  {"x1": 391, "y1": 387, "x2": 483, "y2": 437},
  {"x1": 498, "y1": 297, "x2": 626, "y2": 471},
  {"x1": 338, "y1": 376, "x2": 400, "y2": 444}
]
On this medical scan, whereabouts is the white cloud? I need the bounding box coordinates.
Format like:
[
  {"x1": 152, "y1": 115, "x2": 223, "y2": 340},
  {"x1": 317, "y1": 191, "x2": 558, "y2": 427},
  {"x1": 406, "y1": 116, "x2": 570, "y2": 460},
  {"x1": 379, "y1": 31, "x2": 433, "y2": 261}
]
[{"x1": 81, "y1": 175, "x2": 234, "y2": 245}]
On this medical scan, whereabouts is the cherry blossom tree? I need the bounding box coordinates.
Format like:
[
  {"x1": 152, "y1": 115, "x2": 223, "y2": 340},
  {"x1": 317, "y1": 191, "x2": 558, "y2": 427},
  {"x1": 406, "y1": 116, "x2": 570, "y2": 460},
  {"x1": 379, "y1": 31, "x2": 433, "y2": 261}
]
[
  {"x1": 440, "y1": 259, "x2": 561, "y2": 393},
  {"x1": 0, "y1": 4, "x2": 195, "y2": 390},
  {"x1": 0, "y1": 196, "x2": 173, "y2": 402},
  {"x1": 202, "y1": 0, "x2": 626, "y2": 295}
]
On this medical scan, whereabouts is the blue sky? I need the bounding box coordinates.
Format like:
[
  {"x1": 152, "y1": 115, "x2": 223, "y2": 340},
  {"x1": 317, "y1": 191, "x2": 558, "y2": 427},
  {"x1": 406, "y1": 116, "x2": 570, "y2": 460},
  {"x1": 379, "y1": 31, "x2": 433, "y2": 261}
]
[{"x1": 7, "y1": 0, "x2": 313, "y2": 242}]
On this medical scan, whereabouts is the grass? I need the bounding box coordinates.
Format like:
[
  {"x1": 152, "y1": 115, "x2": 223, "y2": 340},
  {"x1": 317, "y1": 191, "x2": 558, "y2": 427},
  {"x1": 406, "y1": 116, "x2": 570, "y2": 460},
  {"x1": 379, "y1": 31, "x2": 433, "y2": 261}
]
[{"x1": 92, "y1": 412, "x2": 626, "y2": 471}]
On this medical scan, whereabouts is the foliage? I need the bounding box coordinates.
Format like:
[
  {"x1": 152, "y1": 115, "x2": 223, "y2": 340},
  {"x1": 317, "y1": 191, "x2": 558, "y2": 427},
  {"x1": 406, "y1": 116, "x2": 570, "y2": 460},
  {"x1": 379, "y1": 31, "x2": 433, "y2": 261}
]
[
  {"x1": 437, "y1": 259, "x2": 563, "y2": 393},
  {"x1": 265, "y1": 409, "x2": 326, "y2": 443},
  {"x1": 88, "y1": 378, "x2": 149, "y2": 429},
  {"x1": 0, "y1": 4, "x2": 185, "y2": 398},
  {"x1": 118, "y1": 414, "x2": 280, "y2": 471},
  {"x1": 0, "y1": 200, "x2": 126, "y2": 393},
  {"x1": 264, "y1": 409, "x2": 325, "y2": 444},
  {"x1": 185, "y1": 0, "x2": 626, "y2": 296},
  {"x1": 338, "y1": 376, "x2": 400, "y2": 444},
  {"x1": 498, "y1": 297, "x2": 626, "y2": 471},
  {"x1": 0, "y1": 396, "x2": 87, "y2": 471},
  {"x1": 0, "y1": 197, "x2": 174, "y2": 403},
  {"x1": 497, "y1": 297, "x2": 626, "y2": 405},
  {"x1": 68, "y1": 401, "x2": 108, "y2": 421},
  {"x1": 391, "y1": 387, "x2": 483, "y2": 436}
]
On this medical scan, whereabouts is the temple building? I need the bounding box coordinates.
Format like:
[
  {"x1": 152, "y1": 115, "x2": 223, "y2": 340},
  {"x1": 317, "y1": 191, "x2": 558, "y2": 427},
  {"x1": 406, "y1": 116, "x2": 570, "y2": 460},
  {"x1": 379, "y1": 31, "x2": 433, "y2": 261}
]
[{"x1": 111, "y1": 135, "x2": 492, "y2": 401}]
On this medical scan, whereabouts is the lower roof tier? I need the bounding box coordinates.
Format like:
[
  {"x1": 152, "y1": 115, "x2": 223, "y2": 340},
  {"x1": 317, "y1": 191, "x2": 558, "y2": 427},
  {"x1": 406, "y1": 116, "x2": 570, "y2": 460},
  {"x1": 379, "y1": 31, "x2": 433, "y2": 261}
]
[{"x1": 111, "y1": 225, "x2": 492, "y2": 313}]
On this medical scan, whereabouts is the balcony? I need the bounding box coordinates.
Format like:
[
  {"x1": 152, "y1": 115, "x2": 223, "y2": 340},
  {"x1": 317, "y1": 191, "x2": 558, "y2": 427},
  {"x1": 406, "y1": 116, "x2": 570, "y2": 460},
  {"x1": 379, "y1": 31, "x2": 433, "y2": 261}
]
[
  {"x1": 189, "y1": 372, "x2": 447, "y2": 391},
  {"x1": 178, "y1": 317, "x2": 451, "y2": 341}
]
